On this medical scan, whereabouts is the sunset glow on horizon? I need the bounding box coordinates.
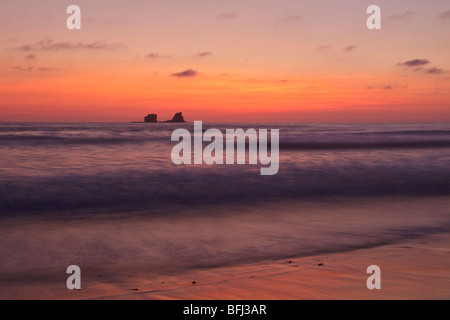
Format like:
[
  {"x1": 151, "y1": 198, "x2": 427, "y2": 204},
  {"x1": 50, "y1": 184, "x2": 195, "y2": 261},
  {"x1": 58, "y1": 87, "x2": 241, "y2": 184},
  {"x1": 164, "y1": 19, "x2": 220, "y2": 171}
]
[{"x1": 1, "y1": 0, "x2": 449, "y2": 122}]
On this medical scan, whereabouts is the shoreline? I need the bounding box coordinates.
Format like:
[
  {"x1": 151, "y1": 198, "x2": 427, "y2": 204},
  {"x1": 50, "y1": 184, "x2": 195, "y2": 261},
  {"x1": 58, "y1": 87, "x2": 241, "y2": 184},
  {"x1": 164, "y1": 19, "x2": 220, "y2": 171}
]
[{"x1": 1, "y1": 232, "x2": 448, "y2": 300}]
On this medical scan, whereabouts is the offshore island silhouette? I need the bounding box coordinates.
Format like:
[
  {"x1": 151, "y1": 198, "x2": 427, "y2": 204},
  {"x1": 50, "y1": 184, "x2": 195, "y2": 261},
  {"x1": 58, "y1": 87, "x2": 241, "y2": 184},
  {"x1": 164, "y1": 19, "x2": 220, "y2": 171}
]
[{"x1": 131, "y1": 112, "x2": 186, "y2": 123}]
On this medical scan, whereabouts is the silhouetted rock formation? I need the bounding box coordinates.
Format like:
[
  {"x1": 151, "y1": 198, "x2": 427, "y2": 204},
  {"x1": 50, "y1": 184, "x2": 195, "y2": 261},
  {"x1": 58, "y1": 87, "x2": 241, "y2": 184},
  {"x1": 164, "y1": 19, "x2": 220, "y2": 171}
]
[
  {"x1": 144, "y1": 114, "x2": 157, "y2": 123},
  {"x1": 136, "y1": 112, "x2": 186, "y2": 123},
  {"x1": 164, "y1": 112, "x2": 186, "y2": 123}
]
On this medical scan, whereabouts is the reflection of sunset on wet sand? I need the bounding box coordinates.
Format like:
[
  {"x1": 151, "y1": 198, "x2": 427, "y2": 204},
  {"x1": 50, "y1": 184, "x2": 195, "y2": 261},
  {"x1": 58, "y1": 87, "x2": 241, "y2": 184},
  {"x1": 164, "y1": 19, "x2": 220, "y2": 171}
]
[{"x1": 0, "y1": 194, "x2": 449, "y2": 299}]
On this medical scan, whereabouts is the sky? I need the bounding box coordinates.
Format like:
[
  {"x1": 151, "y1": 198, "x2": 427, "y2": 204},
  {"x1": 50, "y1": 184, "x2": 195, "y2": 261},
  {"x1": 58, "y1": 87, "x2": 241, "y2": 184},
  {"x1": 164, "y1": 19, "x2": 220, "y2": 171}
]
[{"x1": 0, "y1": 0, "x2": 449, "y2": 122}]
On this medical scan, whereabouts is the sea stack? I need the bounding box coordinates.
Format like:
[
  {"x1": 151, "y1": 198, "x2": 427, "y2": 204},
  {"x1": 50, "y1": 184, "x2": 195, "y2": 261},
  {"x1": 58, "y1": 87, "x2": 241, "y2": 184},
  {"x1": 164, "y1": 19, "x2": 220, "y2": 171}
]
[
  {"x1": 144, "y1": 114, "x2": 157, "y2": 123},
  {"x1": 165, "y1": 112, "x2": 186, "y2": 123}
]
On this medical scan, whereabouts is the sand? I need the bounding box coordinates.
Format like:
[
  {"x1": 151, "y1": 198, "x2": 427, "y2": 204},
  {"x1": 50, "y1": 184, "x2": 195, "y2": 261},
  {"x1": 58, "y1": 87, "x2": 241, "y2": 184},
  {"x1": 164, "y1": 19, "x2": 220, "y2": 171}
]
[{"x1": 0, "y1": 233, "x2": 448, "y2": 300}]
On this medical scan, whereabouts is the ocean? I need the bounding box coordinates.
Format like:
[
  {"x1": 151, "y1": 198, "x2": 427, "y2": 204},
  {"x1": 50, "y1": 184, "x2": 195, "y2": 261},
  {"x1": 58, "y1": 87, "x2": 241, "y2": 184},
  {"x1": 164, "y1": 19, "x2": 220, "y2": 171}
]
[{"x1": 0, "y1": 122, "x2": 449, "y2": 282}]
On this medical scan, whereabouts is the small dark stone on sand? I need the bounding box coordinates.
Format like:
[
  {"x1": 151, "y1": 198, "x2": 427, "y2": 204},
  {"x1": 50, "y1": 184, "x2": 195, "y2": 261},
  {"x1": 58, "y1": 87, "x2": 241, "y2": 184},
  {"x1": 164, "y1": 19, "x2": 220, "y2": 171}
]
[
  {"x1": 161, "y1": 281, "x2": 165, "y2": 284},
  {"x1": 131, "y1": 288, "x2": 139, "y2": 291},
  {"x1": 288, "y1": 261, "x2": 292, "y2": 264},
  {"x1": 192, "y1": 281, "x2": 197, "y2": 284},
  {"x1": 294, "y1": 265, "x2": 298, "y2": 267},
  {"x1": 318, "y1": 263, "x2": 324, "y2": 266}
]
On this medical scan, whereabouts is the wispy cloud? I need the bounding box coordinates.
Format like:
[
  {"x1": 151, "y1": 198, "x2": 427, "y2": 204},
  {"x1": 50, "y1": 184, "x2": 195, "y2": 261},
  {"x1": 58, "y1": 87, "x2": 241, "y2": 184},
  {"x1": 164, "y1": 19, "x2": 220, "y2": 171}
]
[
  {"x1": 438, "y1": 10, "x2": 450, "y2": 20},
  {"x1": 343, "y1": 45, "x2": 357, "y2": 52},
  {"x1": 316, "y1": 44, "x2": 332, "y2": 51},
  {"x1": 104, "y1": 17, "x2": 127, "y2": 25},
  {"x1": 145, "y1": 53, "x2": 172, "y2": 59},
  {"x1": 18, "y1": 38, "x2": 125, "y2": 51},
  {"x1": 367, "y1": 85, "x2": 393, "y2": 90},
  {"x1": 388, "y1": 11, "x2": 415, "y2": 20},
  {"x1": 426, "y1": 67, "x2": 444, "y2": 74},
  {"x1": 283, "y1": 14, "x2": 302, "y2": 21},
  {"x1": 367, "y1": 85, "x2": 407, "y2": 90},
  {"x1": 194, "y1": 52, "x2": 213, "y2": 58},
  {"x1": 11, "y1": 65, "x2": 61, "y2": 72},
  {"x1": 397, "y1": 59, "x2": 445, "y2": 75},
  {"x1": 397, "y1": 59, "x2": 430, "y2": 67},
  {"x1": 218, "y1": 12, "x2": 237, "y2": 19},
  {"x1": 171, "y1": 69, "x2": 198, "y2": 77},
  {"x1": 38, "y1": 67, "x2": 61, "y2": 72},
  {"x1": 11, "y1": 66, "x2": 33, "y2": 72},
  {"x1": 25, "y1": 54, "x2": 36, "y2": 60}
]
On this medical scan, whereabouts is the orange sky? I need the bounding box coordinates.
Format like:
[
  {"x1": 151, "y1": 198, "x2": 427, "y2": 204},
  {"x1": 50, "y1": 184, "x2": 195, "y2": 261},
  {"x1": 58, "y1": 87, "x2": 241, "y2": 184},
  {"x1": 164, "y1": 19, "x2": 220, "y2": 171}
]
[{"x1": 0, "y1": 0, "x2": 449, "y2": 122}]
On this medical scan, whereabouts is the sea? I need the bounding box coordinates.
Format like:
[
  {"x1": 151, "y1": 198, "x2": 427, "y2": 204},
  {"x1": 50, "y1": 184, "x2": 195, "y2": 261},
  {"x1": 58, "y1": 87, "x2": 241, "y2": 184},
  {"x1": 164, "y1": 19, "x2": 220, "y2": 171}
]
[{"x1": 0, "y1": 122, "x2": 449, "y2": 281}]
